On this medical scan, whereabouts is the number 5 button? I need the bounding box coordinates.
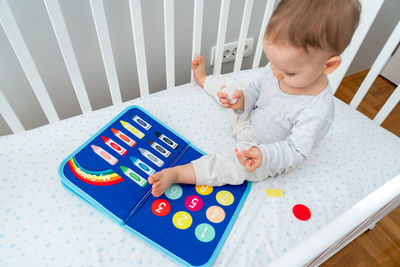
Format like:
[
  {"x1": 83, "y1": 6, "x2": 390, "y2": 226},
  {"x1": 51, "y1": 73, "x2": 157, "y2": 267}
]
[{"x1": 185, "y1": 195, "x2": 203, "y2": 211}]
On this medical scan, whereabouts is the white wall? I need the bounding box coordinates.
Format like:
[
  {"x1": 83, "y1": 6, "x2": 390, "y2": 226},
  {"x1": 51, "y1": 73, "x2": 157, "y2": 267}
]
[{"x1": 0, "y1": 0, "x2": 398, "y2": 136}]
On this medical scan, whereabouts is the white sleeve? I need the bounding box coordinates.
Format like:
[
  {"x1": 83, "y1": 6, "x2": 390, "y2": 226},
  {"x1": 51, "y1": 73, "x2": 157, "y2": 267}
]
[
  {"x1": 259, "y1": 98, "x2": 334, "y2": 169},
  {"x1": 232, "y1": 71, "x2": 262, "y2": 114}
]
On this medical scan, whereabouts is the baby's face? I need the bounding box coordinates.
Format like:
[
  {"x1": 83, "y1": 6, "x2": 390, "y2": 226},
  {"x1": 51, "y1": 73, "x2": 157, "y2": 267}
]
[{"x1": 263, "y1": 37, "x2": 330, "y2": 90}]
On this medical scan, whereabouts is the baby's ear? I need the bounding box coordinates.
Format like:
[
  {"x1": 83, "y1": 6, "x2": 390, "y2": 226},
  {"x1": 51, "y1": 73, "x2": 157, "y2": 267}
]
[{"x1": 324, "y1": 56, "x2": 342, "y2": 74}]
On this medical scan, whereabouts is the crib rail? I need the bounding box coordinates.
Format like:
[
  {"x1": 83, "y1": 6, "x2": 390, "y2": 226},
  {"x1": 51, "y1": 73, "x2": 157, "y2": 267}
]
[
  {"x1": 163, "y1": 0, "x2": 175, "y2": 88},
  {"x1": 191, "y1": 0, "x2": 203, "y2": 82},
  {"x1": 0, "y1": 0, "x2": 398, "y2": 135},
  {"x1": 252, "y1": 0, "x2": 275, "y2": 69},
  {"x1": 350, "y1": 20, "x2": 400, "y2": 124},
  {"x1": 269, "y1": 173, "x2": 400, "y2": 267},
  {"x1": 44, "y1": 0, "x2": 93, "y2": 113},
  {"x1": 0, "y1": 0, "x2": 60, "y2": 127},
  {"x1": 328, "y1": 0, "x2": 385, "y2": 94},
  {"x1": 129, "y1": 0, "x2": 149, "y2": 97}
]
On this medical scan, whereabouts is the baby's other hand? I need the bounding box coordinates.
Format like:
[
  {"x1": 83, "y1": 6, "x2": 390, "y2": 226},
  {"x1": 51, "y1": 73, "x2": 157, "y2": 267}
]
[
  {"x1": 217, "y1": 86, "x2": 244, "y2": 110},
  {"x1": 235, "y1": 146, "x2": 262, "y2": 172}
]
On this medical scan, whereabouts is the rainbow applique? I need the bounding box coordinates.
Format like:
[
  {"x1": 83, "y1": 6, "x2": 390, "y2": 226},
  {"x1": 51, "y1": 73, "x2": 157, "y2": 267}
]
[{"x1": 68, "y1": 157, "x2": 124, "y2": 186}]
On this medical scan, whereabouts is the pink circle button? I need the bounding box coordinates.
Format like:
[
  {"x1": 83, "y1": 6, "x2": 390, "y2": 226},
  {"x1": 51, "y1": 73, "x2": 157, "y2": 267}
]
[{"x1": 184, "y1": 195, "x2": 203, "y2": 211}]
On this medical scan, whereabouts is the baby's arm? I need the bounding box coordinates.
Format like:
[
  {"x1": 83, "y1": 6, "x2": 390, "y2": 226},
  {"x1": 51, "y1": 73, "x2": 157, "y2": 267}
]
[
  {"x1": 235, "y1": 100, "x2": 334, "y2": 173},
  {"x1": 258, "y1": 102, "x2": 334, "y2": 170}
]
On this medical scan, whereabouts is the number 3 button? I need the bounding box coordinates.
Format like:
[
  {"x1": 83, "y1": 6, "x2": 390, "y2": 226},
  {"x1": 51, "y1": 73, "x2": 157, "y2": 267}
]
[{"x1": 151, "y1": 199, "x2": 171, "y2": 216}]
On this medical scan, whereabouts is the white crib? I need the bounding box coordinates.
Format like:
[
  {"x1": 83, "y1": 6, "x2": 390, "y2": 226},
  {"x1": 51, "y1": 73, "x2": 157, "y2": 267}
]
[{"x1": 0, "y1": 0, "x2": 399, "y2": 266}]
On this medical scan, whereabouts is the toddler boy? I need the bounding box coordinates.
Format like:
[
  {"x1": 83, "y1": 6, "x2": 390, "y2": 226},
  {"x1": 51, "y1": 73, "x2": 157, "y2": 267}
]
[{"x1": 149, "y1": 0, "x2": 361, "y2": 197}]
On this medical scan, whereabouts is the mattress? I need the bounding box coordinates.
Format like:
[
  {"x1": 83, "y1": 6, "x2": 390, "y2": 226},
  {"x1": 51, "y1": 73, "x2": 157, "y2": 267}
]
[{"x1": 1, "y1": 68, "x2": 399, "y2": 266}]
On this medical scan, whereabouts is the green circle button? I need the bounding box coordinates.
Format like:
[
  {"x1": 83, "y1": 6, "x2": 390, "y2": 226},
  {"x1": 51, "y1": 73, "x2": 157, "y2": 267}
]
[
  {"x1": 195, "y1": 223, "x2": 215, "y2": 242},
  {"x1": 165, "y1": 184, "x2": 183, "y2": 200}
]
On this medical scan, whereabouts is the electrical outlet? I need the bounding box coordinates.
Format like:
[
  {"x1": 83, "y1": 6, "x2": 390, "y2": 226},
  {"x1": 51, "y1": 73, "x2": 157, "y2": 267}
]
[{"x1": 210, "y1": 37, "x2": 254, "y2": 66}]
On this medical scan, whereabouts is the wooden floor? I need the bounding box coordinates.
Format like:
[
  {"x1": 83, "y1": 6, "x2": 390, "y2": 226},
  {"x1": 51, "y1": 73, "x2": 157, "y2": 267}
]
[{"x1": 321, "y1": 70, "x2": 400, "y2": 266}]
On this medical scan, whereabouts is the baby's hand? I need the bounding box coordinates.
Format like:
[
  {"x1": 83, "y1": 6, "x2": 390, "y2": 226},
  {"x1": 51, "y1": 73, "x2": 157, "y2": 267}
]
[
  {"x1": 217, "y1": 86, "x2": 244, "y2": 110},
  {"x1": 235, "y1": 146, "x2": 262, "y2": 172}
]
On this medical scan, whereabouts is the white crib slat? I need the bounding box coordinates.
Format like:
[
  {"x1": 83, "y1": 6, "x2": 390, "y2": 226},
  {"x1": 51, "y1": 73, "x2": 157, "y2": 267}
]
[
  {"x1": 90, "y1": 0, "x2": 122, "y2": 104},
  {"x1": 129, "y1": 0, "x2": 149, "y2": 96},
  {"x1": 328, "y1": 0, "x2": 384, "y2": 94},
  {"x1": 213, "y1": 0, "x2": 230, "y2": 75},
  {"x1": 374, "y1": 84, "x2": 400, "y2": 125},
  {"x1": 163, "y1": 0, "x2": 175, "y2": 88},
  {"x1": 0, "y1": 0, "x2": 59, "y2": 123},
  {"x1": 252, "y1": 0, "x2": 275, "y2": 69},
  {"x1": 233, "y1": 0, "x2": 253, "y2": 72},
  {"x1": 350, "y1": 21, "x2": 400, "y2": 109},
  {"x1": 44, "y1": 0, "x2": 92, "y2": 114},
  {"x1": 191, "y1": 0, "x2": 204, "y2": 82},
  {"x1": 0, "y1": 89, "x2": 25, "y2": 133}
]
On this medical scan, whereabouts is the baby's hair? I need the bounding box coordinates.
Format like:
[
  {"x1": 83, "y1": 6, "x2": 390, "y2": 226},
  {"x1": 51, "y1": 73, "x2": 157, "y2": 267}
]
[{"x1": 265, "y1": 0, "x2": 361, "y2": 55}]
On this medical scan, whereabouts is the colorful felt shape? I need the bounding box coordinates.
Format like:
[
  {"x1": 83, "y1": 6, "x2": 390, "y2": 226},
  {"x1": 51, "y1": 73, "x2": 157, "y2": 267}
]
[
  {"x1": 265, "y1": 188, "x2": 284, "y2": 197},
  {"x1": 292, "y1": 204, "x2": 311, "y2": 221}
]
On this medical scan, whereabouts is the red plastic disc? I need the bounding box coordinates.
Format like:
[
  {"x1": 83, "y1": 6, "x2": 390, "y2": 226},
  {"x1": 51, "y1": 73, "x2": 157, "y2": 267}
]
[{"x1": 292, "y1": 204, "x2": 311, "y2": 221}]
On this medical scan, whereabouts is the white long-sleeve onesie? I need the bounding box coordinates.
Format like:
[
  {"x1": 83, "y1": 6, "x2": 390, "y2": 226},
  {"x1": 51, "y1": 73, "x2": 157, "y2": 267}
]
[{"x1": 193, "y1": 64, "x2": 335, "y2": 186}]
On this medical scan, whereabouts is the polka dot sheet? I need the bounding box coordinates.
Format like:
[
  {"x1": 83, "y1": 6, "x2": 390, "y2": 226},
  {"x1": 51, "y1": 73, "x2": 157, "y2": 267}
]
[{"x1": 1, "y1": 68, "x2": 399, "y2": 266}]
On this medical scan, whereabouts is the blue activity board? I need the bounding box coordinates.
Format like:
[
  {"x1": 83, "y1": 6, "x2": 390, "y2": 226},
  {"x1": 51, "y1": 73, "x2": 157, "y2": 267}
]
[{"x1": 59, "y1": 106, "x2": 251, "y2": 267}]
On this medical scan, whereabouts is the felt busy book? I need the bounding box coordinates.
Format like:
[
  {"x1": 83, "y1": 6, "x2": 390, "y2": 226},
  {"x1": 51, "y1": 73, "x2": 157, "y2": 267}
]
[{"x1": 59, "y1": 106, "x2": 251, "y2": 267}]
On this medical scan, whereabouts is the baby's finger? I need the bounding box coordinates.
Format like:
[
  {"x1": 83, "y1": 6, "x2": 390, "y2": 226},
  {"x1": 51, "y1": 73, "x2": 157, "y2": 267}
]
[
  {"x1": 235, "y1": 148, "x2": 246, "y2": 165},
  {"x1": 234, "y1": 148, "x2": 243, "y2": 161},
  {"x1": 217, "y1": 92, "x2": 228, "y2": 98},
  {"x1": 232, "y1": 91, "x2": 239, "y2": 100},
  {"x1": 245, "y1": 162, "x2": 253, "y2": 172},
  {"x1": 245, "y1": 160, "x2": 255, "y2": 172},
  {"x1": 220, "y1": 98, "x2": 231, "y2": 104}
]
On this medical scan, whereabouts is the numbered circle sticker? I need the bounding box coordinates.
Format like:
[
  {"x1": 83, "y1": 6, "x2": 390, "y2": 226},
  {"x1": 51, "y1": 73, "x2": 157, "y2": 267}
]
[
  {"x1": 165, "y1": 184, "x2": 183, "y2": 200},
  {"x1": 195, "y1": 223, "x2": 216, "y2": 242},
  {"x1": 151, "y1": 199, "x2": 171, "y2": 217},
  {"x1": 172, "y1": 211, "x2": 193, "y2": 230},
  {"x1": 206, "y1": 206, "x2": 225, "y2": 223},
  {"x1": 185, "y1": 195, "x2": 204, "y2": 211},
  {"x1": 216, "y1": 190, "x2": 234, "y2": 206},
  {"x1": 195, "y1": 185, "x2": 213, "y2": 195}
]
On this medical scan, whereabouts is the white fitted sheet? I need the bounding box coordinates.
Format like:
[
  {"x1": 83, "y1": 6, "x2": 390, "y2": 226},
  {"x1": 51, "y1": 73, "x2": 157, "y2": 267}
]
[{"x1": 1, "y1": 68, "x2": 399, "y2": 266}]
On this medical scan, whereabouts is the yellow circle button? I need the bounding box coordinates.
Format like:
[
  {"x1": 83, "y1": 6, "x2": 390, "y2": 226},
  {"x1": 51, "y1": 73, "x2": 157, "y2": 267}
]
[
  {"x1": 216, "y1": 190, "x2": 234, "y2": 206},
  {"x1": 195, "y1": 185, "x2": 213, "y2": 195},
  {"x1": 172, "y1": 211, "x2": 192, "y2": 230}
]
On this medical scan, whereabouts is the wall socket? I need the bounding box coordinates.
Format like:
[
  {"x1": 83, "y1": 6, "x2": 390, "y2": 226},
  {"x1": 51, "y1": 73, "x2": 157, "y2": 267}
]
[{"x1": 210, "y1": 37, "x2": 254, "y2": 66}]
